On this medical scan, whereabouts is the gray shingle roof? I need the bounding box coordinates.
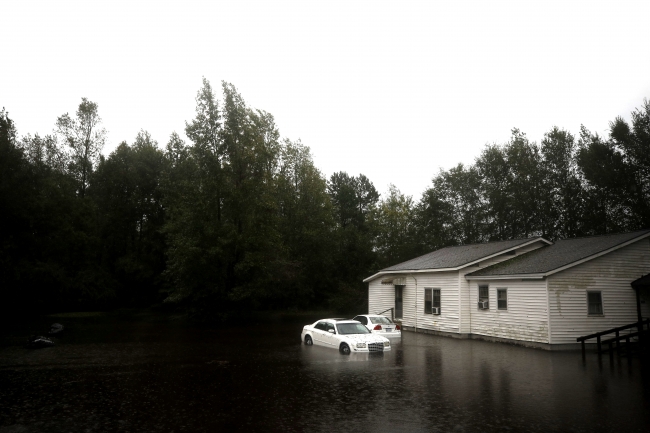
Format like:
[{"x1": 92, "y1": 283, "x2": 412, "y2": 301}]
[
  {"x1": 467, "y1": 230, "x2": 650, "y2": 277},
  {"x1": 381, "y1": 238, "x2": 546, "y2": 272}
]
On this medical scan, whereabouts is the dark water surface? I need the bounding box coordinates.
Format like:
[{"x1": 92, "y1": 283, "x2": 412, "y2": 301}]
[{"x1": 1, "y1": 311, "x2": 649, "y2": 433}]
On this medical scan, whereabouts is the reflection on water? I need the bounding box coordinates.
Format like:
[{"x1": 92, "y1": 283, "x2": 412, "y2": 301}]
[{"x1": 0, "y1": 311, "x2": 648, "y2": 432}]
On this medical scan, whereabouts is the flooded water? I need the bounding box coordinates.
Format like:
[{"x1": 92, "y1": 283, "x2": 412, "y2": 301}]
[{"x1": 1, "y1": 310, "x2": 649, "y2": 433}]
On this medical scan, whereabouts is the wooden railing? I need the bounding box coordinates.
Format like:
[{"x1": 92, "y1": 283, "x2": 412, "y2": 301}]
[
  {"x1": 376, "y1": 308, "x2": 395, "y2": 322},
  {"x1": 576, "y1": 318, "x2": 650, "y2": 357}
]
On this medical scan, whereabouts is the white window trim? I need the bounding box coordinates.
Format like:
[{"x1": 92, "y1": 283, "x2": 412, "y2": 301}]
[
  {"x1": 497, "y1": 288, "x2": 508, "y2": 310},
  {"x1": 478, "y1": 284, "x2": 489, "y2": 310}
]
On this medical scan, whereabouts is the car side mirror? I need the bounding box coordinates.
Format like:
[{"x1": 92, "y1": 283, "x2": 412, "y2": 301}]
[{"x1": 328, "y1": 329, "x2": 335, "y2": 334}]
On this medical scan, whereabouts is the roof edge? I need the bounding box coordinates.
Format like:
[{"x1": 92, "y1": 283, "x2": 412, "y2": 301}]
[
  {"x1": 543, "y1": 231, "x2": 650, "y2": 277},
  {"x1": 363, "y1": 267, "x2": 462, "y2": 283},
  {"x1": 364, "y1": 237, "x2": 551, "y2": 283},
  {"x1": 466, "y1": 230, "x2": 650, "y2": 279},
  {"x1": 465, "y1": 273, "x2": 546, "y2": 281},
  {"x1": 456, "y1": 237, "x2": 551, "y2": 270}
]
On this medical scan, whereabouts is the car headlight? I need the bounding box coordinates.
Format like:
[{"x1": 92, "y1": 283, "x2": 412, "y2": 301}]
[
  {"x1": 383, "y1": 341, "x2": 390, "y2": 347},
  {"x1": 356, "y1": 342, "x2": 367, "y2": 348}
]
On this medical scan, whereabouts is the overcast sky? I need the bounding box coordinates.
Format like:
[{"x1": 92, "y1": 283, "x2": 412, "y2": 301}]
[{"x1": 4, "y1": 1, "x2": 650, "y2": 199}]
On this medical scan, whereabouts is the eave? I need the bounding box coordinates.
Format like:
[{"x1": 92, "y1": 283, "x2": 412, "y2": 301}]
[
  {"x1": 464, "y1": 230, "x2": 650, "y2": 281},
  {"x1": 465, "y1": 273, "x2": 546, "y2": 281},
  {"x1": 363, "y1": 237, "x2": 552, "y2": 283},
  {"x1": 363, "y1": 267, "x2": 460, "y2": 283}
]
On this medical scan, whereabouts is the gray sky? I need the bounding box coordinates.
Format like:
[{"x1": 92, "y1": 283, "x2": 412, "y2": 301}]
[{"x1": 4, "y1": 0, "x2": 650, "y2": 199}]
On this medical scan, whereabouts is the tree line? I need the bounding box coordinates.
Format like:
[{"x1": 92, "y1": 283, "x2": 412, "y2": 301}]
[{"x1": 1, "y1": 80, "x2": 648, "y2": 317}]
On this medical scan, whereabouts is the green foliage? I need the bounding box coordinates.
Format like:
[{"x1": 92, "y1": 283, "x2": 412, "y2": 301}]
[
  {"x1": 164, "y1": 80, "x2": 287, "y2": 315},
  {"x1": 55, "y1": 98, "x2": 106, "y2": 198},
  {"x1": 413, "y1": 99, "x2": 649, "y2": 252},
  {"x1": 3, "y1": 86, "x2": 649, "y2": 317},
  {"x1": 1, "y1": 107, "x2": 117, "y2": 313},
  {"x1": 540, "y1": 127, "x2": 584, "y2": 238},
  {"x1": 374, "y1": 185, "x2": 417, "y2": 268},
  {"x1": 327, "y1": 172, "x2": 380, "y2": 311},
  {"x1": 276, "y1": 139, "x2": 335, "y2": 307},
  {"x1": 583, "y1": 99, "x2": 650, "y2": 230},
  {"x1": 425, "y1": 164, "x2": 484, "y2": 244},
  {"x1": 89, "y1": 131, "x2": 167, "y2": 306}
]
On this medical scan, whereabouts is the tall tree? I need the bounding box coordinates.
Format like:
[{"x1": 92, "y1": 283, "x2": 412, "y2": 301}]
[
  {"x1": 2, "y1": 108, "x2": 115, "y2": 312},
  {"x1": 56, "y1": 98, "x2": 106, "y2": 198},
  {"x1": 164, "y1": 79, "x2": 284, "y2": 316},
  {"x1": 577, "y1": 126, "x2": 632, "y2": 234},
  {"x1": 503, "y1": 129, "x2": 543, "y2": 238},
  {"x1": 540, "y1": 127, "x2": 584, "y2": 239},
  {"x1": 413, "y1": 182, "x2": 455, "y2": 253},
  {"x1": 90, "y1": 130, "x2": 166, "y2": 305},
  {"x1": 20, "y1": 133, "x2": 67, "y2": 172},
  {"x1": 327, "y1": 172, "x2": 379, "y2": 311},
  {"x1": 374, "y1": 185, "x2": 417, "y2": 268},
  {"x1": 607, "y1": 99, "x2": 650, "y2": 229},
  {"x1": 475, "y1": 144, "x2": 512, "y2": 240},
  {"x1": 429, "y1": 164, "x2": 484, "y2": 244},
  {"x1": 275, "y1": 139, "x2": 335, "y2": 306},
  {"x1": 0, "y1": 108, "x2": 29, "y2": 308}
]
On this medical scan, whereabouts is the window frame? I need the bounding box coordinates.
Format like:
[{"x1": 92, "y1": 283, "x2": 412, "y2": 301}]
[
  {"x1": 587, "y1": 291, "x2": 603, "y2": 316},
  {"x1": 497, "y1": 288, "x2": 507, "y2": 310},
  {"x1": 432, "y1": 288, "x2": 441, "y2": 314},
  {"x1": 424, "y1": 288, "x2": 432, "y2": 314},
  {"x1": 478, "y1": 284, "x2": 489, "y2": 310},
  {"x1": 479, "y1": 285, "x2": 489, "y2": 301}
]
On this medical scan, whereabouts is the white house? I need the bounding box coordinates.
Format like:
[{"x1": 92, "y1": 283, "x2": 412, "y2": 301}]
[{"x1": 363, "y1": 230, "x2": 650, "y2": 349}]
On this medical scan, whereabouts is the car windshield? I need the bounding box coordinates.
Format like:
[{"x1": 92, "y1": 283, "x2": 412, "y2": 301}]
[
  {"x1": 369, "y1": 316, "x2": 392, "y2": 325},
  {"x1": 336, "y1": 323, "x2": 370, "y2": 335}
]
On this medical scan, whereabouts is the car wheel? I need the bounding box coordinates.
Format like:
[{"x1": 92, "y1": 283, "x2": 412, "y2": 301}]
[
  {"x1": 339, "y1": 343, "x2": 351, "y2": 355},
  {"x1": 304, "y1": 335, "x2": 313, "y2": 346}
]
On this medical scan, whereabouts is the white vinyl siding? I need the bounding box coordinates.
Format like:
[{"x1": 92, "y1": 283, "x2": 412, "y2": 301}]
[
  {"x1": 457, "y1": 241, "x2": 548, "y2": 332},
  {"x1": 368, "y1": 280, "x2": 396, "y2": 317},
  {"x1": 469, "y1": 279, "x2": 550, "y2": 343},
  {"x1": 395, "y1": 271, "x2": 460, "y2": 333},
  {"x1": 547, "y1": 239, "x2": 650, "y2": 345}
]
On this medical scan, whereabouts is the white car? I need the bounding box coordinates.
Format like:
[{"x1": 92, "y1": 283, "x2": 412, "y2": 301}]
[
  {"x1": 301, "y1": 318, "x2": 392, "y2": 354},
  {"x1": 352, "y1": 315, "x2": 401, "y2": 338}
]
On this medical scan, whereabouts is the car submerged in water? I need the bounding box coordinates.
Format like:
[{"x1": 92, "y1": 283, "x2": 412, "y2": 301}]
[
  {"x1": 352, "y1": 314, "x2": 401, "y2": 338},
  {"x1": 301, "y1": 318, "x2": 391, "y2": 354}
]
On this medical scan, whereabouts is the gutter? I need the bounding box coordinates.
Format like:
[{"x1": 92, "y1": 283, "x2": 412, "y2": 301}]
[
  {"x1": 465, "y1": 274, "x2": 546, "y2": 281},
  {"x1": 410, "y1": 274, "x2": 418, "y2": 333}
]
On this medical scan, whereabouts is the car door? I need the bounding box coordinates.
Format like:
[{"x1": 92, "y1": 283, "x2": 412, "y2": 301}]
[
  {"x1": 323, "y1": 322, "x2": 338, "y2": 347},
  {"x1": 312, "y1": 321, "x2": 329, "y2": 346}
]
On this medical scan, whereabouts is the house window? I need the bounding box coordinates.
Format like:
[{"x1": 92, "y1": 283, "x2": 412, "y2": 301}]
[
  {"x1": 433, "y1": 289, "x2": 441, "y2": 312},
  {"x1": 424, "y1": 288, "x2": 432, "y2": 314},
  {"x1": 424, "y1": 288, "x2": 441, "y2": 314},
  {"x1": 497, "y1": 288, "x2": 507, "y2": 310},
  {"x1": 588, "y1": 291, "x2": 603, "y2": 315},
  {"x1": 478, "y1": 285, "x2": 489, "y2": 310}
]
